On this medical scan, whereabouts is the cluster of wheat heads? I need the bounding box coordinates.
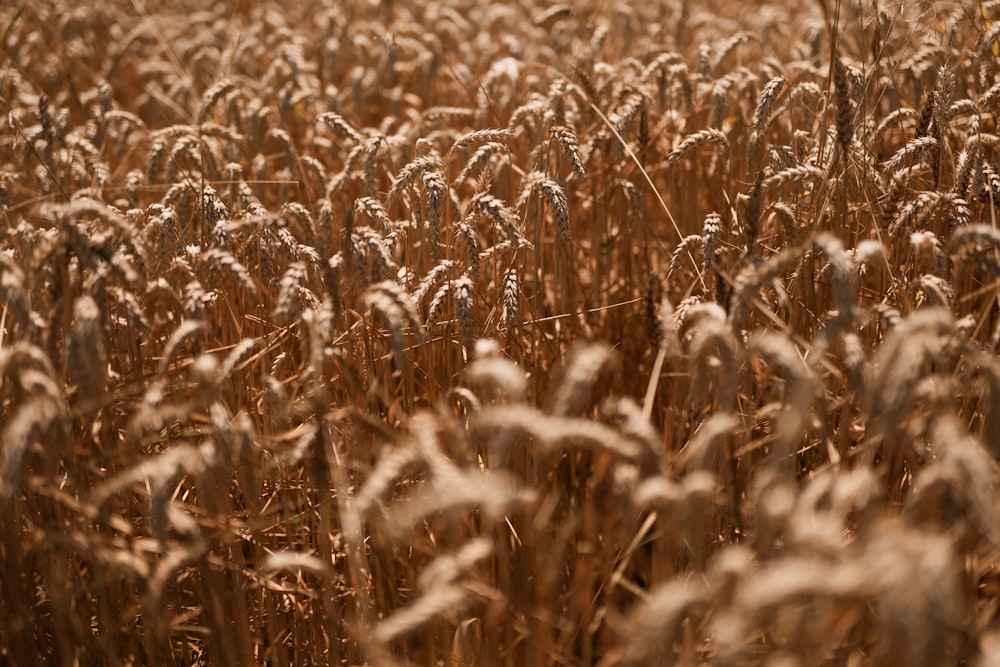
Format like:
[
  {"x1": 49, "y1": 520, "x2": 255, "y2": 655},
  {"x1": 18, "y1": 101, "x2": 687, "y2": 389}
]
[{"x1": 2, "y1": 0, "x2": 1000, "y2": 664}]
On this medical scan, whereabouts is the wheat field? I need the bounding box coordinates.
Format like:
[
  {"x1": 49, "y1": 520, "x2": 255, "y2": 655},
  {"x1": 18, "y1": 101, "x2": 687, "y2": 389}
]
[{"x1": 2, "y1": 0, "x2": 1000, "y2": 664}]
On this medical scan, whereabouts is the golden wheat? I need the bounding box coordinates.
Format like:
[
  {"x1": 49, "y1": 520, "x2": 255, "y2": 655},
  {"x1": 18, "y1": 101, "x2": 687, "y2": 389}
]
[{"x1": 3, "y1": 1, "x2": 1000, "y2": 665}]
